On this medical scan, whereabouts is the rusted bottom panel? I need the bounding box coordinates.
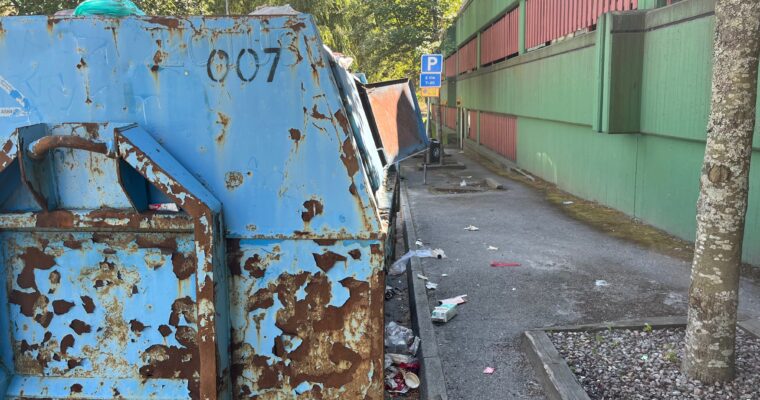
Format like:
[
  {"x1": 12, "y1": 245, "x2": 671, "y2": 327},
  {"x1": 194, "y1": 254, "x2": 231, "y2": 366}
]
[
  {"x1": 2, "y1": 231, "x2": 202, "y2": 398},
  {"x1": 227, "y1": 239, "x2": 385, "y2": 399}
]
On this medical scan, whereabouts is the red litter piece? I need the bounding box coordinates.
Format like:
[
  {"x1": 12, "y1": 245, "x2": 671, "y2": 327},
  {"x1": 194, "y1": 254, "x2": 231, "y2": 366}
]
[{"x1": 490, "y1": 261, "x2": 521, "y2": 267}]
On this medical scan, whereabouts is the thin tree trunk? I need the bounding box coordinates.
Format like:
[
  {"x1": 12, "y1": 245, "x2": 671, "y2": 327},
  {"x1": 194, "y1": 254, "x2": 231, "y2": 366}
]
[{"x1": 683, "y1": 0, "x2": 760, "y2": 384}]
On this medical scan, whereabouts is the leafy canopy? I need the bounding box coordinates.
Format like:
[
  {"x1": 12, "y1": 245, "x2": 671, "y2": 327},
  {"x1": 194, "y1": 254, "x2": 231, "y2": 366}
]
[{"x1": 0, "y1": 0, "x2": 461, "y2": 82}]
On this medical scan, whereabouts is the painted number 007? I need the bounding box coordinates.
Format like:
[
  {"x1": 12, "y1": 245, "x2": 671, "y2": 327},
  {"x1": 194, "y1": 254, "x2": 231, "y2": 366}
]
[{"x1": 207, "y1": 48, "x2": 281, "y2": 83}]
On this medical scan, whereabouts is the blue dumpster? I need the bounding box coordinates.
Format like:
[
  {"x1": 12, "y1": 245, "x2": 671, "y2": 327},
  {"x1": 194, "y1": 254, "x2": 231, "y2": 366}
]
[{"x1": 0, "y1": 10, "x2": 427, "y2": 400}]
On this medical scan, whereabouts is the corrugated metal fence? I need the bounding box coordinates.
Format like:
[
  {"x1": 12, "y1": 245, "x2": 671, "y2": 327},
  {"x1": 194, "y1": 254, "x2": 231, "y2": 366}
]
[
  {"x1": 457, "y1": 38, "x2": 478, "y2": 75},
  {"x1": 480, "y1": 7, "x2": 520, "y2": 66},
  {"x1": 479, "y1": 112, "x2": 517, "y2": 162},
  {"x1": 525, "y1": 0, "x2": 638, "y2": 49},
  {"x1": 444, "y1": 106, "x2": 458, "y2": 130},
  {"x1": 445, "y1": 54, "x2": 457, "y2": 78}
]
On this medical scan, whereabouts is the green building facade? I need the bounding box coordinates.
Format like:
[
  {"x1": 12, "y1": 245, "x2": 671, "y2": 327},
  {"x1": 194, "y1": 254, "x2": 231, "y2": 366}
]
[{"x1": 436, "y1": 0, "x2": 760, "y2": 265}]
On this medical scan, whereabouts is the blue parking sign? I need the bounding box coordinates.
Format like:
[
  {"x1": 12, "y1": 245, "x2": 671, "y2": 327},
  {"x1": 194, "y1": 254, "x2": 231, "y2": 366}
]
[
  {"x1": 420, "y1": 73, "x2": 441, "y2": 88},
  {"x1": 421, "y1": 54, "x2": 443, "y2": 74}
]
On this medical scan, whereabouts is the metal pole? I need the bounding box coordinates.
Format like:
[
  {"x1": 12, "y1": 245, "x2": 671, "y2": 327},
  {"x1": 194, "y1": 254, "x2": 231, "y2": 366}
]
[
  {"x1": 439, "y1": 104, "x2": 445, "y2": 166},
  {"x1": 225, "y1": 0, "x2": 229, "y2": 14},
  {"x1": 426, "y1": 97, "x2": 431, "y2": 138}
]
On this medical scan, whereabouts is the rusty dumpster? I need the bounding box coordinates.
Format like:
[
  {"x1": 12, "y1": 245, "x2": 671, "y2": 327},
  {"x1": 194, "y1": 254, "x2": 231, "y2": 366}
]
[{"x1": 0, "y1": 10, "x2": 427, "y2": 400}]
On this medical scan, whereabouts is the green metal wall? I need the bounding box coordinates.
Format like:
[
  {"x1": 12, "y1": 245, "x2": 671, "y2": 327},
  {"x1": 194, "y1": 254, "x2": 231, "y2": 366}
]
[{"x1": 449, "y1": 0, "x2": 760, "y2": 265}]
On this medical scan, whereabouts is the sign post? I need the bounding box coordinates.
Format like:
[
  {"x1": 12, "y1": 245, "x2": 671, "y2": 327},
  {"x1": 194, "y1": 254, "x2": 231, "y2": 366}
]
[{"x1": 420, "y1": 54, "x2": 443, "y2": 165}]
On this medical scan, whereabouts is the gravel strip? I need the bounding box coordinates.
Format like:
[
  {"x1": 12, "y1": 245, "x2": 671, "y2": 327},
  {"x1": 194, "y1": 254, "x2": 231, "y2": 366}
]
[{"x1": 548, "y1": 327, "x2": 760, "y2": 400}]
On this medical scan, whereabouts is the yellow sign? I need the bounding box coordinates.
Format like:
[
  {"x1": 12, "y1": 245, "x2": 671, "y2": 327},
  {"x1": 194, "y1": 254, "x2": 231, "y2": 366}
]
[{"x1": 420, "y1": 87, "x2": 440, "y2": 97}]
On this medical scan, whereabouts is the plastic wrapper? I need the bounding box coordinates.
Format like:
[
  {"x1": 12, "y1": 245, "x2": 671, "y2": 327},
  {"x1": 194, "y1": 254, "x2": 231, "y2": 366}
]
[
  {"x1": 384, "y1": 322, "x2": 420, "y2": 355},
  {"x1": 74, "y1": 0, "x2": 145, "y2": 16}
]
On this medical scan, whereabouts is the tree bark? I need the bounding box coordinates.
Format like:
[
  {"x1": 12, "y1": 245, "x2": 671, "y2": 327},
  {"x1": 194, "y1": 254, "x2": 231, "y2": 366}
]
[{"x1": 683, "y1": 0, "x2": 760, "y2": 383}]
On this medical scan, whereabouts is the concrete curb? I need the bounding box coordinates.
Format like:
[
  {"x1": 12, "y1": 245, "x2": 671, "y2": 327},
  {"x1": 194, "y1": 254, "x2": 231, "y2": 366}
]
[
  {"x1": 522, "y1": 330, "x2": 591, "y2": 400},
  {"x1": 400, "y1": 183, "x2": 448, "y2": 400},
  {"x1": 523, "y1": 316, "x2": 760, "y2": 400}
]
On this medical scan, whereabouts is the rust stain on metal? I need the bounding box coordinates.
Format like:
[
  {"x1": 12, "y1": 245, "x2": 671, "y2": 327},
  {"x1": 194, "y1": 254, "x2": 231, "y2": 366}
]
[
  {"x1": 70, "y1": 319, "x2": 92, "y2": 335},
  {"x1": 52, "y1": 300, "x2": 75, "y2": 315},
  {"x1": 60, "y1": 334, "x2": 75, "y2": 354},
  {"x1": 169, "y1": 297, "x2": 196, "y2": 326},
  {"x1": 147, "y1": 16, "x2": 182, "y2": 30},
  {"x1": 334, "y1": 110, "x2": 350, "y2": 134},
  {"x1": 348, "y1": 249, "x2": 362, "y2": 260},
  {"x1": 340, "y1": 138, "x2": 359, "y2": 177},
  {"x1": 151, "y1": 49, "x2": 167, "y2": 74},
  {"x1": 139, "y1": 344, "x2": 200, "y2": 398},
  {"x1": 172, "y1": 251, "x2": 196, "y2": 280},
  {"x1": 17, "y1": 246, "x2": 55, "y2": 290},
  {"x1": 227, "y1": 240, "x2": 282, "y2": 279},
  {"x1": 8, "y1": 289, "x2": 40, "y2": 317},
  {"x1": 63, "y1": 237, "x2": 82, "y2": 249},
  {"x1": 136, "y1": 236, "x2": 177, "y2": 250},
  {"x1": 28, "y1": 135, "x2": 109, "y2": 160},
  {"x1": 313, "y1": 239, "x2": 337, "y2": 246},
  {"x1": 231, "y1": 270, "x2": 385, "y2": 397},
  {"x1": 225, "y1": 171, "x2": 244, "y2": 191},
  {"x1": 0, "y1": 138, "x2": 14, "y2": 169},
  {"x1": 216, "y1": 112, "x2": 230, "y2": 144},
  {"x1": 289, "y1": 128, "x2": 302, "y2": 143},
  {"x1": 81, "y1": 295, "x2": 95, "y2": 313},
  {"x1": 301, "y1": 199, "x2": 324, "y2": 222},
  {"x1": 311, "y1": 105, "x2": 327, "y2": 120},
  {"x1": 129, "y1": 319, "x2": 147, "y2": 333},
  {"x1": 312, "y1": 251, "x2": 347, "y2": 272},
  {"x1": 159, "y1": 324, "x2": 172, "y2": 337},
  {"x1": 370, "y1": 244, "x2": 382, "y2": 255}
]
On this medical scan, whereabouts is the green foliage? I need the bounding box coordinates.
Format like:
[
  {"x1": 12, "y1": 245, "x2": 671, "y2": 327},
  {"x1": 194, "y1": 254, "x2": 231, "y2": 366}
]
[
  {"x1": 0, "y1": 0, "x2": 461, "y2": 82},
  {"x1": 643, "y1": 323, "x2": 653, "y2": 333}
]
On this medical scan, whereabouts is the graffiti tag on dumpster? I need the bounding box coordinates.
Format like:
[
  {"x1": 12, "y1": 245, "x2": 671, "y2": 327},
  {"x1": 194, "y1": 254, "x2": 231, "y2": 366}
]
[{"x1": 207, "y1": 48, "x2": 281, "y2": 83}]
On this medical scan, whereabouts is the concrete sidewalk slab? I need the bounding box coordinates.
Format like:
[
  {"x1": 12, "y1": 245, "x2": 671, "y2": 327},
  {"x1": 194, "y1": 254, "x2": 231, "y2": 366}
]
[{"x1": 400, "y1": 152, "x2": 760, "y2": 400}]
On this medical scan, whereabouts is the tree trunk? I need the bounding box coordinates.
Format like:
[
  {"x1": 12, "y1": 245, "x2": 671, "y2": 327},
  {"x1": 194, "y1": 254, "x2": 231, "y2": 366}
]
[{"x1": 683, "y1": 0, "x2": 760, "y2": 384}]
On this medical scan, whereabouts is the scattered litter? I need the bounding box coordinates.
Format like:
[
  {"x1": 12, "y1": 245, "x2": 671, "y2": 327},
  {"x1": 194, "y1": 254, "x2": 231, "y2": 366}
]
[
  {"x1": 458, "y1": 151, "x2": 465, "y2": 154},
  {"x1": 460, "y1": 179, "x2": 467, "y2": 187},
  {"x1": 512, "y1": 287, "x2": 516, "y2": 291},
  {"x1": 388, "y1": 248, "x2": 447, "y2": 275},
  {"x1": 149, "y1": 203, "x2": 180, "y2": 212},
  {"x1": 439, "y1": 295, "x2": 468, "y2": 305},
  {"x1": 415, "y1": 239, "x2": 424, "y2": 247},
  {"x1": 429, "y1": 249, "x2": 447, "y2": 258},
  {"x1": 385, "y1": 322, "x2": 420, "y2": 355},
  {"x1": 464, "y1": 225, "x2": 480, "y2": 231},
  {"x1": 431, "y1": 303, "x2": 457, "y2": 323},
  {"x1": 403, "y1": 371, "x2": 420, "y2": 389},
  {"x1": 485, "y1": 177, "x2": 504, "y2": 190},
  {"x1": 441, "y1": 273, "x2": 449, "y2": 277},
  {"x1": 425, "y1": 282, "x2": 438, "y2": 290},
  {"x1": 490, "y1": 261, "x2": 521, "y2": 267},
  {"x1": 385, "y1": 286, "x2": 401, "y2": 300},
  {"x1": 386, "y1": 365, "x2": 420, "y2": 394},
  {"x1": 387, "y1": 353, "x2": 416, "y2": 365},
  {"x1": 385, "y1": 369, "x2": 410, "y2": 394},
  {"x1": 417, "y1": 274, "x2": 428, "y2": 281},
  {"x1": 562, "y1": 201, "x2": 574, "y2": 205},
  {"x1": 487, "y1": 246, "x2": 498, "y2": 251},
  {"x1": 483, "y1": 367, "x2": 495, "y2": 375},
  {"x1": 595, "y1": 280, "x2": 609, "y2": 287}
]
